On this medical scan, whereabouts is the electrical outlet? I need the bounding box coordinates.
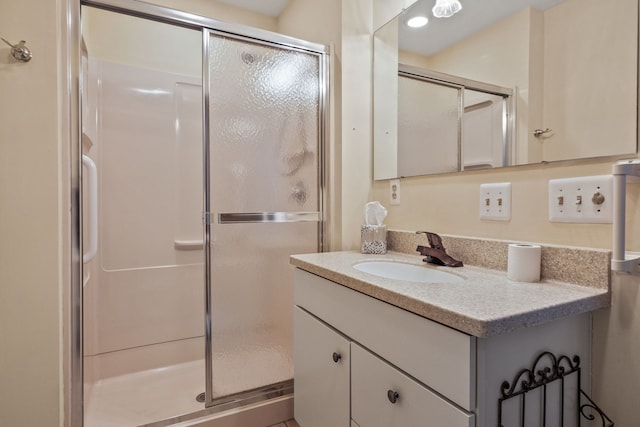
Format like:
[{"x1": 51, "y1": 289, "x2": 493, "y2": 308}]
[
  {"x1": 479, "y1": 182, "x2": 511, "y2": 221},
  {"x1": 548, "y1": 175, "x2": 613, "y2": 223},
  {"x1": 390, "y1": 179, "x2": 400, "y2": 205}
]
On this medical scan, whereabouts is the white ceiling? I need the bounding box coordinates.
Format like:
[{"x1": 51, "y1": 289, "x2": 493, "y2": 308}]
[
  {"x1": 396, "y1": 0, "x2": 566, "y2": 56},
  {"x1": 215, "y1": 0, "x2": 290, "y2": 17}
]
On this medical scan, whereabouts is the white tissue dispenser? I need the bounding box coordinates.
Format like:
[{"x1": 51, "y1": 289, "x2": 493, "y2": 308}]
[{"x1": 361, "y1": 225, "x2": 387, "y2": 254}]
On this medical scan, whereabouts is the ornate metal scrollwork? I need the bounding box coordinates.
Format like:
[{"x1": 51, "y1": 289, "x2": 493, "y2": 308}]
[
  {"x1": 498, "y1": 351, "x2": 613, "y2": 427},
  {"x1": 579, "y1": 389, "x2": 614, "y2": 427},
  {"x1": 500, "y1": 352, "x2": 580, "y2": 399}
]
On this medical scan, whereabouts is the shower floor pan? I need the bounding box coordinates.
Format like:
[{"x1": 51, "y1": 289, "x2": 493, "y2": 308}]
[{"x1": 85, "y1": 335, "x2": 293, "y2": 426}]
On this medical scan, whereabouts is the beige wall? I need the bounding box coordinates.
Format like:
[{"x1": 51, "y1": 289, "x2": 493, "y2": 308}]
[
  {"x1": 340, "y1": 0, "x2": 374, "y2": 250},
  {"x1": 0, "y1": 0, "x2": 67, "y2": 425},
  {"x1": 2, "y1": 0, "x2": 638, "y2": 425},
  {"x1": 148, "y1": 0, "x2": 277, "y2": 31},
  {"x1": 278, "y1": 0, "x2": 341, "y2": 48},
  {"x1": 543, "y1": 0, "x2": 637, "y2": 161},
  {"x1": 82, "y1": 7, "x2": 202, "y2": 76}
]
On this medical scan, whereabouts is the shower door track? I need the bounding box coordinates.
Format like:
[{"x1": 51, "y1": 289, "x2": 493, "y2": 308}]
[
  {"x1": 140, "y1": 382, "x2": 293, "y2": 427},
  {"x1": 74, "y1": 0, "x2": 329, "y2": 425}
]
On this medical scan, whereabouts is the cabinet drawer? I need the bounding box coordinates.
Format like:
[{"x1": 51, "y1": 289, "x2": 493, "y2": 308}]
[
  {"x1": 295, "y1": 269, "x2": 476, "y2": 410},
  {"x1": 351, "y1": 343, "x2": 474, "y2": 427}
]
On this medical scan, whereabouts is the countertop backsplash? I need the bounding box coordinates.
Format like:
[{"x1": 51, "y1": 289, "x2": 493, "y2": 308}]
[{"x1": 387, "y1": 230, "x2": 611, "y2": 291}]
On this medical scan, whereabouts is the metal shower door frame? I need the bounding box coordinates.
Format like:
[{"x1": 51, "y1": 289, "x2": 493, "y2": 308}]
[
  {"x1": 202, "y1": 27, "x2": 328, "y2": 408},
  {"x1": 75, "y1": 0, "x2": 329, "y2": 423}
]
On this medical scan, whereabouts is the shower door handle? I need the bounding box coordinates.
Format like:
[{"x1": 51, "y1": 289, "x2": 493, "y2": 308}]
[
  {"x1": 218, "y1": 211, "x2": 320, "y2": 224},
  {"x1": 82, "y1": 154, "x2": 98, "y2": 263}
]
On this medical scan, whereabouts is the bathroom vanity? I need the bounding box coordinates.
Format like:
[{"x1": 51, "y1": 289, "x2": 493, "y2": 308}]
[{"x1": 290, "y1": 251, "x2": 610, "y2": 427}]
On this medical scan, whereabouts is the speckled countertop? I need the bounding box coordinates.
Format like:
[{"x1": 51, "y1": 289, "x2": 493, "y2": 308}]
[{"x1": 290, "y1": 250, "x2": 611, "y2": 337}]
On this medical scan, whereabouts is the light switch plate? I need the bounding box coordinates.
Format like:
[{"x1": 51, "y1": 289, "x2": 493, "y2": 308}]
[
  {"x1": 548, "y1": 175, "x2": 613, "y2": 223},
  {"x1": 479, "y1": 182, "x2": 511, "y2": 221}
]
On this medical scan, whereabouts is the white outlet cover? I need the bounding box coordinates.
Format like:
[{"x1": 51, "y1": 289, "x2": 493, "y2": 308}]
[
  {"x1": 390, "y1": 179, "x2": 400, "y2": 206},
  {"x1": 548, "y1": 175, "x2": 613, "y2": 223},
  {"x1": 479, "y1": 182, "x2": 511, "y2": 221}
]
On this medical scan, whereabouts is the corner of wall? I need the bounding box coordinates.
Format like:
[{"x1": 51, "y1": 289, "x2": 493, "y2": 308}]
[{"x1": 341, "y1": 0, "x2": 374, "y2": 250}]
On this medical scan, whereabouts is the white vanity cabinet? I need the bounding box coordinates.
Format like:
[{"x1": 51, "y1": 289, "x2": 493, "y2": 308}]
[{"x1": 293, "y1": 268, "x2": 592, "y2": 427}]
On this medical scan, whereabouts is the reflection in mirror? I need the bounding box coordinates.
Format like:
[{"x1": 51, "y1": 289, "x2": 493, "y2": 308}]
[
  {"x1": 392, "y1": 67, "x2": 514, "y2": 178},
  {"x1": 397, "y1": 73, "x2": 460, "y2": 176},
  {"x1": 463, "y1": 89, "x2": 510, "y2": 170},
  {"x1": 373, "y1": 0, "x2": 638, "y2": 180}
]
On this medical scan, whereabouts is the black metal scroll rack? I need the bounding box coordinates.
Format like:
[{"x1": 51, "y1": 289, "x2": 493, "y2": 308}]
[{"x1": 498, "y1": 351, "x2": 614, "y2": 427}]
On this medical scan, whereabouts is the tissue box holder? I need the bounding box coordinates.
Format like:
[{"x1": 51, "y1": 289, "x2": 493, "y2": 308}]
[{"x1": 361, "y1": 225, "x2": 387, "y2": 254}]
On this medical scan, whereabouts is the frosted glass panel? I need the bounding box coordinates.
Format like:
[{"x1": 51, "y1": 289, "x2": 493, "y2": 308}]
[
  {"x1": 398, "y1": 76, "x2": 459, "y2": 176},
  {"x1": 209, "y1": 222, "x2": 317, "y2": 399},
  {"x1": 207, "y1": 33, "x2": 321, "y2": 400},
  {"x1": 209, "y1": 35, "x2": 319, "y2": 213}
]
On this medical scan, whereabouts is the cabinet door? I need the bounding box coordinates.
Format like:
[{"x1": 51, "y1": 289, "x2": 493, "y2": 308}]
[
  {"x1": 351, "y1": 343, "x2": 474, "y2": 427},
  {"x1": 293, "y1": 307, "x2": 350, "y2": 427}
]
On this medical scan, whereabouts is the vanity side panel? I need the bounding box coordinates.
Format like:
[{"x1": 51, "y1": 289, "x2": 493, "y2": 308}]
[
  {"x1": 475, "y1": 313, "x2": 591, "y2": 427},
  {"x1": 294, "y1": 269, "x2": 476, "y2": 410}
]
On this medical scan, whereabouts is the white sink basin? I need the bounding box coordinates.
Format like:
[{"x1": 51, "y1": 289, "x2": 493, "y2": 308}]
[{"x1": 353, "y1": 261, "x2": 464, "y2": 283}]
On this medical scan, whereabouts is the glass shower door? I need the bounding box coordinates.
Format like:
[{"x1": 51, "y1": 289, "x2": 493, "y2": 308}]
[{"x1": 204, "y1": 30, "x2": 324, "y2": 404}]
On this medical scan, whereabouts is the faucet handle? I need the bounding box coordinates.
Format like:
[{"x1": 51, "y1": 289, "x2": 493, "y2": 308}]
[
  {"x1": 416, "y1": 231, "x2": 444, "y2": 250},
  {"x1": 416, "y1": 231, "x2": 463, "y2": 267}
]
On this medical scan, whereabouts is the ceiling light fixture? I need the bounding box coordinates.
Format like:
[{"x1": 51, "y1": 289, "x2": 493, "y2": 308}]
[
  {"x1": 432, "y1": 0, "x2": 462, "y2": 18},
  {"x1": 407, "y1": 16, "x2": 429, "y2": 28}
]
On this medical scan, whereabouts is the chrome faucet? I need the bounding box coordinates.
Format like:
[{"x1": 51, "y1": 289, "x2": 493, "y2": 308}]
[{"x1": 416, "y1": 231, "x2": 463, "y2": 267}]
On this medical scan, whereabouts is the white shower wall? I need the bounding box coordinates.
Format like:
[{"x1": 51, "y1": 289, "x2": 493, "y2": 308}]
[{"x1": 83, "y1": 58, "x2": 205, "y2": 380}]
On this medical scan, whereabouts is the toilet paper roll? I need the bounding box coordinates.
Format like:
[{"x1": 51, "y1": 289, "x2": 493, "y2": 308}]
[{"x1": 507, "y1": 244, "x2": 542, "y2": 282}]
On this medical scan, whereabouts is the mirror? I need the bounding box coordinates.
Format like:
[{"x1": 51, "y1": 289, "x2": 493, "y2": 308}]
[{"x1": 373, "y1": 0, "x2": 638, "y2": 180}]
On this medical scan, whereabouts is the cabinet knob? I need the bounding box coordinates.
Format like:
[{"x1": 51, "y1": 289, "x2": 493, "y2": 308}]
[
  {"x1": 332, "y1": 352, "x2": 342, "y2": 363},
  {"x1": 387, "y1": 389, "x2": 400, "y2": 404}
]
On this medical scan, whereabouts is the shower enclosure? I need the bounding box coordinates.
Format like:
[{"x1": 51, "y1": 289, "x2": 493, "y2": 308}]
[{"x1": 79, "y1": 2, "x2": 327, "y2": 425}]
